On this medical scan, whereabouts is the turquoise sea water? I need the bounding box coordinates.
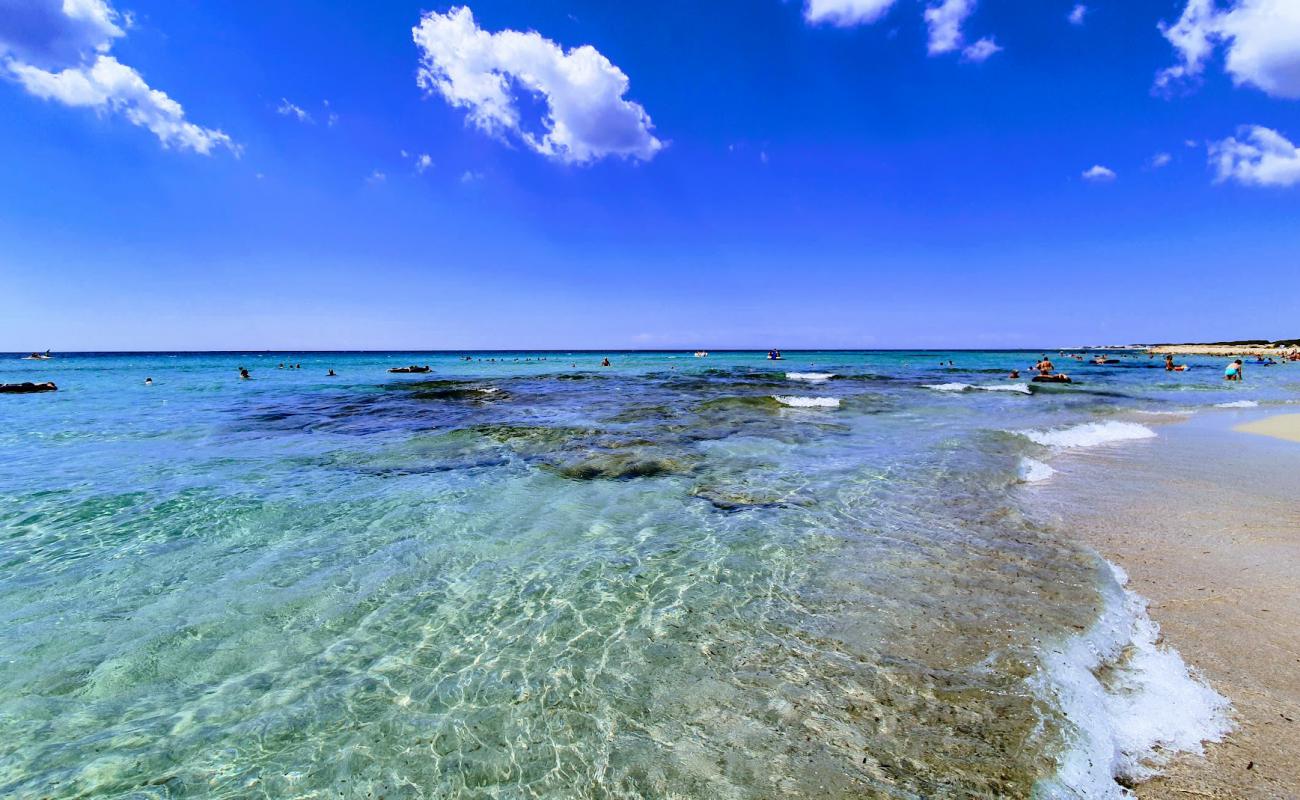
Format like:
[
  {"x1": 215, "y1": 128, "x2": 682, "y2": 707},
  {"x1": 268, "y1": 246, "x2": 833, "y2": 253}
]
[{"x1": 0, "y1": 350, "x2": 1293, "y2": 798}]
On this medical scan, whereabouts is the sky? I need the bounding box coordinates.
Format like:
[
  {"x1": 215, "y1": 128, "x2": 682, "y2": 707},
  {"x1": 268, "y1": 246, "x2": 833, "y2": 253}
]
[{"x1": 1, "y1": 0, "x2": 1298, "y2": 351}]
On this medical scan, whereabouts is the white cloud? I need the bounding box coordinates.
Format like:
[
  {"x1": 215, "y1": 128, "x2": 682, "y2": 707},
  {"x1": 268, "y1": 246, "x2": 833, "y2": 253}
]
[
  {"x1": 800, "y1": 0, "x2": 994, "y2": 60},
  {"x1": 962, "y1": 37, "x2": 1001, "y2": 62},
  {"x1": 416, "y1": 153, "x2": 433, "y2": 173},
  {"x1": 924, "y1": 0, "x2": 978, "y2": 55},
  {"x1": 1210, "y1": 125, "x2": 1300, "y2": 186},
  {"x1": 1149, "y1": 151, "x2": 1173, "y2": 168},
  {"x1": 1082, "y1": 164, "x2": 1117, "y2": 181},
  {"x1": 367, "y1": 169, "x2": 387, "y2": 184},
  {"x1": 460, "y1": 169, "x2": 484, "y2": 183},
  {"x1": 1069, "y1": 4, "x2": 1088, "y2": 25},
  {"x1": 0, "y1": 0, "x2": 234, "y2": 153},
  {"x1": 277, "y1": 98, "x2": 312, "y2": 123},
  {"x1": 804, "y1": 0, "x2": 897, "y2": 27},
  {"x1": 1157, "y1": 0, "x2": 1300, "y2": 99},
  {"x1": 412, "y1": 6, "x2": 662, "y2": 164}
]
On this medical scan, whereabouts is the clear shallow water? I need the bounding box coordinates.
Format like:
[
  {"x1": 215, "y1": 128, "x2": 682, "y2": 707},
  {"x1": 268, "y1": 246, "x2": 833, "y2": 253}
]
[{"x1": 0, "y1": 351, "x2": 1293, "y2": 798}]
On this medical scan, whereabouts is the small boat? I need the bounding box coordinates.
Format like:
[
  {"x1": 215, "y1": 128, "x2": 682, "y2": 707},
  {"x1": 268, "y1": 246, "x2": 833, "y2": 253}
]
[
  {"x1": 21, "y1": 350, "x2": 52, "y2": 360},
  {"x1": 0, "y1": 381, "x2": 57, "y2": 393},
  {"x1": 767, "y1": 350, "x2": 783, "y2": 361},
  {"x1": 1032, "y1": 374, "x2": 1073, "y2": 384},
  {"x1": 694, "y1": 351, "x2": 709, "y2": 358},
  {"x1": 388, "y1": 365, "x2": 432, "y2": 374}
]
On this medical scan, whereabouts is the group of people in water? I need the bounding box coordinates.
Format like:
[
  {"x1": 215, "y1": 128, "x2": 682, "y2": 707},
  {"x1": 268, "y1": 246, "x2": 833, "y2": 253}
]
[{"x1": 1019, "y1": 350, "x2": 1284, "y2": 384}]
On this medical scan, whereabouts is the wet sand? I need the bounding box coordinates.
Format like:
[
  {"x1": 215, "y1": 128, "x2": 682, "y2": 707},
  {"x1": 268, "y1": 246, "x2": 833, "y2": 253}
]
[
  {"x1": 1029, "y1": 410, "x2": 1300, "y2": 798},
  {"x1": 1237, "y1": 413, "x2": 1300, "y2": 444}
]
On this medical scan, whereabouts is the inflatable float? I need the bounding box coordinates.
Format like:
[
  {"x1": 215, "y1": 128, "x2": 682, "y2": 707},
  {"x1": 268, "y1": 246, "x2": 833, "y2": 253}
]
[
  {"x1": 0, "y1": 382, "x2": 57, "y2": 393},
  {"x1": 388, "y1": 365, "x2": 432, "y2": 374},
  {"x1": 1032, "y1": 374, "x2": 1073, "y2": 384}
]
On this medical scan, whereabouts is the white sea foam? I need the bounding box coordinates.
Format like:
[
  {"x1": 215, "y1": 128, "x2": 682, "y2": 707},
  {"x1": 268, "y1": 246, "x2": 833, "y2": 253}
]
[
  {"x1": 1020, "y1": 421, "x2": 1156, "y2": 449},
  {"x1": 1214, "y1": 400, "x2": 1258, "y2": 408},
  {"x1": 980, "y1": 382, "x2": 1032, "y2": 395},
  {"x1": 1036, "y1": 562, "x2": 1232, "y2": 797},
  {"x1": 1136, "y1": 409, "x2": 1194, "y2": 417},
  {"x1": 926, "y1": 382, "x2": 1032, "y2": 395},
  {"x1": 1018, "y1": 458, "x2": 1057, "y2": 483},
  {"x1": 924, "y1": 382, "x2": 973, "y2": 392},
  {"x1": 773, "y1": 396, "x2": 840, "y2": 408},
  {"x1": 786, "y1": 372, "x2": 835, "y2": 383}
]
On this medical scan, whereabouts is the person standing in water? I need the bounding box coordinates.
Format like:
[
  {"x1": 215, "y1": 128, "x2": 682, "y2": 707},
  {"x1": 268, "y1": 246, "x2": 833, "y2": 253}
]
[{"x1": 1224, "y1": 359, "x2": 1244, "y2": 382}]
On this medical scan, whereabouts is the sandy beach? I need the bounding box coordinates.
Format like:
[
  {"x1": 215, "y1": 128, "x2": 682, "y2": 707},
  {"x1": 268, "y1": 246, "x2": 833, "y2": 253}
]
[
  {"x1": 1033, "y1": 410, "x2": 1300, "y2": 798},
  {"x1": 1148, "y1": 344, "x2": 1300, "y2": 359}
]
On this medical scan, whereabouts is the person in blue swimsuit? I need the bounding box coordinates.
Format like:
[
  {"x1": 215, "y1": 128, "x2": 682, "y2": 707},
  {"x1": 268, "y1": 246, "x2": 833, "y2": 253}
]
[{"x1": 1224, "y1": 359, "x2": 1243, "y2": 382}]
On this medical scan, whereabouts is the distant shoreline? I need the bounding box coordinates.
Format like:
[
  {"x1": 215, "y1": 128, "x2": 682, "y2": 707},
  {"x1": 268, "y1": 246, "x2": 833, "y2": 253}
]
[{"x1": 1147, "y1": 342, "x2": 1300, "y2": 357}]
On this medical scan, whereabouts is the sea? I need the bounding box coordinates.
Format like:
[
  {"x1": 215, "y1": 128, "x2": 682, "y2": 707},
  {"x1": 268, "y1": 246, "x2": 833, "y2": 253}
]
[{"x1": 1, "y1": 350, "x2": 1294, "y2": 799}]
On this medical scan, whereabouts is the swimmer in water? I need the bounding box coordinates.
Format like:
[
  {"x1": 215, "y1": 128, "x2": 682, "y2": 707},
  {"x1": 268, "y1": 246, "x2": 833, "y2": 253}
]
[
  {"x1": 1009, "y1": 370, "x2": 1020, "y2": 379},
  {"x1": 239, "y1": 367, "x2": 251, "y2": 379},
  {"x1": 1224, "y1": 359, "x2": 1243, "y2": 382},
  {"x1": 601, "y1": 358, "x2": 611, "y2": 367},
  {"x1": 144, "y1": 377, "x2": 153, "y2": 385},
  {"x1": 327, "y1": 369, "x2": 336, "y2": 377}
]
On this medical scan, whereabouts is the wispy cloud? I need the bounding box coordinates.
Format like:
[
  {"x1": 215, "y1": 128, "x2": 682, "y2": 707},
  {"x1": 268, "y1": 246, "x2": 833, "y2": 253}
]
[
  {"x1": 801, "y1": 0, "x2": 997, "y2": 61},
  {"x1": 1082, "y1": 164, "x2": 1117, "y2": 182},
  {"x1": 1210, "y1": 125, "x2": 1300, "y2": 187},
  {"x1": 277, "y1": 98, "x2": 312, "y2": 123},
  {"x1": 925, "y1": 0, "x2": 978, "y2": 55},
  {"x1": 1068, "y1": 4, "x2": 1087, "y2": 25},
  {"x1": 962, "y1": 37, "x2": 1001, "y2": 62},
  {"x1": 803, "y1": 0, "x2": 897, "y2": 27}
]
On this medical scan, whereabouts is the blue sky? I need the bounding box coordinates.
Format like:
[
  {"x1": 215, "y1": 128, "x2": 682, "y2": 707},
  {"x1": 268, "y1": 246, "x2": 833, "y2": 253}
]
[{"x1": 1, "y1": 0, "x2": 1298, "y2": 350}]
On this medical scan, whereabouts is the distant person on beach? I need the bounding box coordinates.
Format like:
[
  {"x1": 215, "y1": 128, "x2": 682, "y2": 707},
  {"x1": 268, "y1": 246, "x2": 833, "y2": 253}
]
[{"x1": 1224, "y1": 360, "x2": 1243, "y2": 382}]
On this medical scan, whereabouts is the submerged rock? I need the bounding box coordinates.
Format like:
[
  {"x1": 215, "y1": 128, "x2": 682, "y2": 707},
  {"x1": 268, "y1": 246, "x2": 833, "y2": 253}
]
[
  {"x1": 690, "y1": 484, "x2": 813, "y2": 511},
  {"x1": 551, "y1": 452, "x2": 695, "y2": 481}
]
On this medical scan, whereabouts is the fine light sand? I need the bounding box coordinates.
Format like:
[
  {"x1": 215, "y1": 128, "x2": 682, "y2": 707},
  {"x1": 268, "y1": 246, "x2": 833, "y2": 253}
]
[
  {"x1": 1236, "y1": 413, "x2": 1300, "y2": 444},
  {"x1": 1029, "y1": 410, "x2": 1300, "y2": 798},
  {"x1": 1148, "y1": 344, "x2": 1299, "y2": 359}
]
